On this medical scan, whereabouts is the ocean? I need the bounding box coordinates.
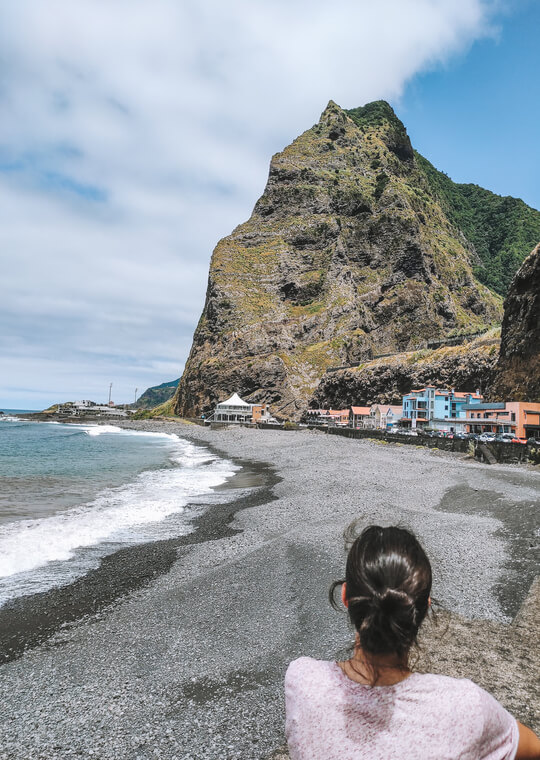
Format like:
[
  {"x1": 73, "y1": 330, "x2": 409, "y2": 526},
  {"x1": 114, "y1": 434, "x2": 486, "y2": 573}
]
[{"x1": 0, "y1": 413, "x2": 237, "y2": 607}]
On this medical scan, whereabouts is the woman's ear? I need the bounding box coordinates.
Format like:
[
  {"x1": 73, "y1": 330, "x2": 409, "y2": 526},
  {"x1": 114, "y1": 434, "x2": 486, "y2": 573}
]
[{"x1": 341, "y1": 582, "x2": 348, "y2": 609}]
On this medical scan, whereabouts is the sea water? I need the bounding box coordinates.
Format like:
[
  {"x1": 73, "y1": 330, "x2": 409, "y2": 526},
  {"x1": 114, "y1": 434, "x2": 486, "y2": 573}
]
[{"x1": 0, "y1": 414, "x2": 237, "y2": 606}]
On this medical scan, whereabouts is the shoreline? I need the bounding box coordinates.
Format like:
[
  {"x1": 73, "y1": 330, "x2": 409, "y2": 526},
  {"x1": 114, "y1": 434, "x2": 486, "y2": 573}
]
[
  {"x1": 0, "y1": 421, "x2": 537, "y2": 759},
  {"x1": 0, "y1": 448, "x2": 278, "y2": 664}
]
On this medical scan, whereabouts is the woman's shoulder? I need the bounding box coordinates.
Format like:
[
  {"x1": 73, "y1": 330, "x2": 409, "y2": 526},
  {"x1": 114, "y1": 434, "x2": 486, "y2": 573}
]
[
  {"x1": 285, "y1": 657, "x2": 334, "y2": 685},
  {"x1": 409, "y1": 673, "x2": 509, "y2": 716},
  {"x1": 412, "y1": 672, "x2": 488, "y2": 694}
]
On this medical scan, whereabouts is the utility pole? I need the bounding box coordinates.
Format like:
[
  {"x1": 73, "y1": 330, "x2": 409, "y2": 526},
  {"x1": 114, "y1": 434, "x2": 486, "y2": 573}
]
[
  {"x1": 134, "y1": 388, "x2": 138, "y2": 405},
  {"x1": 108, "y1": 382, "x2": 112, "y2": 405}
]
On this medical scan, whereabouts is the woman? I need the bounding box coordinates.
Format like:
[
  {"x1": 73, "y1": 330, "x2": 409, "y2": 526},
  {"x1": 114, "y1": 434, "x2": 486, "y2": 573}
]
[{"x1": 285, "y1": 525, "x2": 540, "y2": 759}]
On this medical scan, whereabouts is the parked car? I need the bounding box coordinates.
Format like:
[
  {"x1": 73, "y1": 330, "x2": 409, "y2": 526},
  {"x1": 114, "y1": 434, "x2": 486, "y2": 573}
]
[
  {"x1": 453, "y1": 432, "x2": 468, "y2": 440},
  {"x1": 526, "y1": 436, "x2": 540, "y2": 446},
  {"x1": 495, "y1": 433, "x2": 514, "y2": 443},
  {"x1": 479, "y1": 433, "x2": 496, "y2": 442},
  {"x1": 467, "y1": 433, "x2": 480, "y2": 441},
  {"x1": 511, "y1": 437, "x2": 527, "y2": 444}
]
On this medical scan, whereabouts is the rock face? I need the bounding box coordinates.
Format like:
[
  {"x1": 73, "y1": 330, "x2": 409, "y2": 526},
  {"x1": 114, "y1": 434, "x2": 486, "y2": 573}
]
[
  {"x1": 311, "y1": 333, "x2": 500, "y2": 409},
  {"x1": 173, "y1": 100, "x2": 537, "y2": 419},
  {"x1": 490, "y1": 243, "x2": 540, "y2": 401}
]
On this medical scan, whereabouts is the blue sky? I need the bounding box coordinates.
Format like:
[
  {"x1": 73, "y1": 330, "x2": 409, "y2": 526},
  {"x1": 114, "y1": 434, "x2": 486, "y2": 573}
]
[
  {"x1": 1, "y1": 0, "x2": 538, "y2": 410},
  {"x1": 399, "y1": 0, "x2": 539, "y2": 210}
]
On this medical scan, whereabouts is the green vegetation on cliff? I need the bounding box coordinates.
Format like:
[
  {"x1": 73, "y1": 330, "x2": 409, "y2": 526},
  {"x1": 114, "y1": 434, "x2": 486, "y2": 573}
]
[
  {"x1": 132, "y1": 398, "x2": 177, "y2": 419},
  {"x1": 416, "y1": 153, "x2": 540, "y2": 296}
]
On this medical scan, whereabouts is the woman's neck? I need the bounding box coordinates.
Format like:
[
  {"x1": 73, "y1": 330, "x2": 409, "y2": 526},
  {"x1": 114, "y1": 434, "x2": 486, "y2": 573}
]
[{"x1": 338, "y1": 646, "x2": 411, "y2": 686}]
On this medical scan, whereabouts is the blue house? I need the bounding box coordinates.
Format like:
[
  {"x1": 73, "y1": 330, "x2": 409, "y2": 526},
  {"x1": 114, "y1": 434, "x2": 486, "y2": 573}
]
[{"x1": 402, "y1": 387, "x2": 483, "y2": 431}]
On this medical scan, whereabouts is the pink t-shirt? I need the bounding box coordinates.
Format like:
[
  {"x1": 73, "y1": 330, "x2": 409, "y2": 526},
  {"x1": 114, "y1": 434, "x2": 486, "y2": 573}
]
[{"x1": 285, "y1": 657, "x2": 518, "y2": 760}]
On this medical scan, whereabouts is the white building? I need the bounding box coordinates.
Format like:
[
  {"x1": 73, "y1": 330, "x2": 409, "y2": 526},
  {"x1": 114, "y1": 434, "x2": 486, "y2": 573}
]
[
  {"x1": 213, "y1": 393, "x2": 276, "y2": 424},
  {"x1": 214, "y1": 393, "x2": 253, "y2": 423}
]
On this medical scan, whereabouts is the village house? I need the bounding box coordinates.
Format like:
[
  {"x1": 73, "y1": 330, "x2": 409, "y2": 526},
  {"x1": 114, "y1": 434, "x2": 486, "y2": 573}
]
[
  {"x1": 383, "y1": 405, "x2": 403, "y2": 431},
  {"x1": 349, "y1": 405, "x2": 371, "y2": 428},
  {"x1": 368, "y1": 404, "x2": 403, "y2": 430},
  {"x1": 303, "y1": 409, "x2": 349, "y2": 426},
  {"x1": 401, "y1": 387, "x2": 483, "y2": 432},
  {"x1": 303, "y1": 409, "x2": 327, "y2": 425},
  {"x1": 465, "y1": 401, "x2": 540, "y2": 439},
  {"x1": 328, "y1": 409, "x2": 350, "y2": 426}
]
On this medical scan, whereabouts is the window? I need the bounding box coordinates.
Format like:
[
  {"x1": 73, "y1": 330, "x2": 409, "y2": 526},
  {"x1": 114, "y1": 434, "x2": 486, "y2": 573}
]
[{"x1": 511, "y1": 413, "x2": 516, "y2": 421}]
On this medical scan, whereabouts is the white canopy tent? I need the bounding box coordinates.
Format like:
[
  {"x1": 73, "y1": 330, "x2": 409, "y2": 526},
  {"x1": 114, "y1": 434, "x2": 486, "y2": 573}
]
[{"x1": 214, "y1": 392, "x2": 254, "y2": 422}]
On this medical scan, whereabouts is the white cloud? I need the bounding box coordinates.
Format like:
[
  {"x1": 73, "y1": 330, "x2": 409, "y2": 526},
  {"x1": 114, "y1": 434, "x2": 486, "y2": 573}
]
[{"x1": 0, "y1": 0, "x2": 497, "y2": 407}]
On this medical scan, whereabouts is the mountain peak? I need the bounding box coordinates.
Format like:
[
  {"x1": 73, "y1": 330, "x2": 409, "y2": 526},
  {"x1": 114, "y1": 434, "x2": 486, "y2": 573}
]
[
  {"x1": 344, "y1": 100, "x2": 412, "y2": 162},
  {"x1": 346, "y1": 100, "x2": 400, "y2": 127},
  {"x1": 318, "y1": 99, "x2": 348, "y2": 135}
]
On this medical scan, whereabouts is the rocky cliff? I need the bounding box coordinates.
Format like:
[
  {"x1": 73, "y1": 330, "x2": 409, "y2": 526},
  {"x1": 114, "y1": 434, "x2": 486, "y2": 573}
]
[
  {"x1": 311, "y1": 331, "x2": 500, "y2": 409},
  {"x1": 490, "y1": 243, "x2": 540, "y2": 402},
  {"x1": 174, "y1": 100, "x2": 537, "y2": 419}
]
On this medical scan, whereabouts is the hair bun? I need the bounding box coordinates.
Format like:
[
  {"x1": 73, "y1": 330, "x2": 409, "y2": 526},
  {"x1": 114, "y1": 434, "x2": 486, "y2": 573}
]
[{"x1": 376, "y1": 587, "x2": 413, "y2": 615}]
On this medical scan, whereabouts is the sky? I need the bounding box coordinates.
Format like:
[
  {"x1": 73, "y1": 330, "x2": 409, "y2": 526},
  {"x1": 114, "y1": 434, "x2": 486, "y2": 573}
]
[{"x1": 1, "y1": 0, "x2": 539, "y2": 410}]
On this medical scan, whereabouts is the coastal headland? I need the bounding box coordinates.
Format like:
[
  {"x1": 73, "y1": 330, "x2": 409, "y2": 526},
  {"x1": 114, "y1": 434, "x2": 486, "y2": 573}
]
[{"x1": 0, "y1": 422, "x2": 538, "y2": 759}]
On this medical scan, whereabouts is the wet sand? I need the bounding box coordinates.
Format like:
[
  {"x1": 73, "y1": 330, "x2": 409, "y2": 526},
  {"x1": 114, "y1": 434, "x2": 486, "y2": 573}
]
[{"x1": 0, "y1": 422, "x2": 538, "y2": 759}]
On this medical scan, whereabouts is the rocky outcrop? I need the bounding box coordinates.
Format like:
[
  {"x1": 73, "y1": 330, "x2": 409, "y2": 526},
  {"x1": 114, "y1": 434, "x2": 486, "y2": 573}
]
[
  {"x1": 173, "y1": 100, "x2": 538, "y2": 419},
  {"x1": 311, "y1": 333, "x2": 500, "y2": 408},
  {"x1": 490, "y1": 243, "x2": 540, "y2": 401}
]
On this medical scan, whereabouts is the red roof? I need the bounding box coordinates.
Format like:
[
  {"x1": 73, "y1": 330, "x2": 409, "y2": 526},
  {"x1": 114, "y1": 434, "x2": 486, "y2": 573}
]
[{"x1": 351, "y1": 406, "x2": 371, "y2": 415}]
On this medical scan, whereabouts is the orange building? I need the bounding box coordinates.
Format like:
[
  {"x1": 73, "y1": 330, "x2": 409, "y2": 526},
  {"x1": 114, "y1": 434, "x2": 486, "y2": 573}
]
[
  {"x1": 251, "y1": 403, "x2": 270, "y2": 423},
  {"x1": 329, "y1": 409, "x2": 350, "y2": 426},
  {"x1": 465, "y1": 401, "x2": 540, "y2": 438}
]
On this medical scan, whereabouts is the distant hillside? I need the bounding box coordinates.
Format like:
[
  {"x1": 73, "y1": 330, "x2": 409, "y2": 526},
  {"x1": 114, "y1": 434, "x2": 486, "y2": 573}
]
[{"x1": 135, "y1": 379, "x2": 179, "y2": 409}]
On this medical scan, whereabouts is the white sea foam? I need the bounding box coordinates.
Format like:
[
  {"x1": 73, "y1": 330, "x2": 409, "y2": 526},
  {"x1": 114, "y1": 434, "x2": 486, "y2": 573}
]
[
  {"x1": 87, "y1": 425, "x2": 123, "y2": 436},
  {"x1": 0, "y1": 430, "x2": 238, "y2": 605},
  {"x1": 0, "y1": 415, "x2": 21, "y2": 422}
]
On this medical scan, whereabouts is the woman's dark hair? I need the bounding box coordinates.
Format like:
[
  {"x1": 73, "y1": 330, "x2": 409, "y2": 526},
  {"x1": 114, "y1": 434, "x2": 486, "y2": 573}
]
[{"x1": 330, "y1": 524, "x2": 432, "y2": 662}]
